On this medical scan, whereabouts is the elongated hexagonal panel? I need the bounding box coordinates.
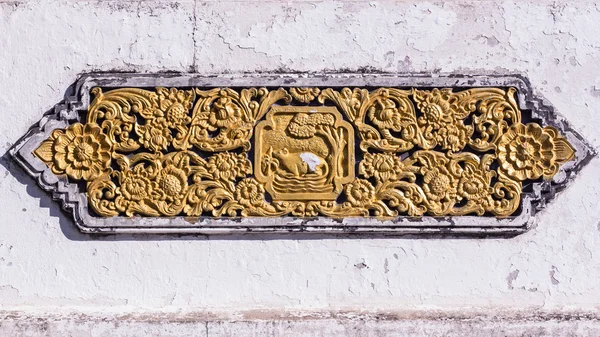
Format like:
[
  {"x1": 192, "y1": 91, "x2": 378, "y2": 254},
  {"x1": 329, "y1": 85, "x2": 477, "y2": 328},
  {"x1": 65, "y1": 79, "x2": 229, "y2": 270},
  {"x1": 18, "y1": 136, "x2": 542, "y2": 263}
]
[{"x1": 10, "y1": 73, "x2": 593, "y2": 235}]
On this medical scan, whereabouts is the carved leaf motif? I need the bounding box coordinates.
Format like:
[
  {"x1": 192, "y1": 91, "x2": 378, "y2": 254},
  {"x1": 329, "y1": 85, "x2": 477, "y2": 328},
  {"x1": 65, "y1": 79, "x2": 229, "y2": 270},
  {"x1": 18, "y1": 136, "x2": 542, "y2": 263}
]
[
  {"x1": 32, "y1": 86, "x2": 576, "y2": 218},
  {"x1": 33, "y1": 140, "x2": 54, "y2": 163}
]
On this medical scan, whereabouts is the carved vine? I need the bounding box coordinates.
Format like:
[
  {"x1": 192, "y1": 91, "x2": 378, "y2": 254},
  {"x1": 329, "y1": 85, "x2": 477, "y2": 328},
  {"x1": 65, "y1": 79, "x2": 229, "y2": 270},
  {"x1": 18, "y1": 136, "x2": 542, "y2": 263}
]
[{"x1": 33, "y1": 86, "x2": 575, "y2": 218}]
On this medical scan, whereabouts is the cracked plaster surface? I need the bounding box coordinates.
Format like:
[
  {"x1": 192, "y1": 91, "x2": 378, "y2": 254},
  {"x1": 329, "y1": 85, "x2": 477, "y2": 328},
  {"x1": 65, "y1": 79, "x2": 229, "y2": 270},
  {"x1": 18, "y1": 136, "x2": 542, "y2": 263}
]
[{"x1": 0, "y1": 0, "x2": 600, "y2": 318}]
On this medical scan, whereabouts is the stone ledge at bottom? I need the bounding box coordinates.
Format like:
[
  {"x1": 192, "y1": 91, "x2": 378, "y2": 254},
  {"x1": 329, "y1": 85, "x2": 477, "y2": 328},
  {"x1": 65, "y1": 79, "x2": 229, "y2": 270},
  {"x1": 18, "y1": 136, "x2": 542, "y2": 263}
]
[{"x1": 2, "y1": 309, "x2": 600, "y2": 337}]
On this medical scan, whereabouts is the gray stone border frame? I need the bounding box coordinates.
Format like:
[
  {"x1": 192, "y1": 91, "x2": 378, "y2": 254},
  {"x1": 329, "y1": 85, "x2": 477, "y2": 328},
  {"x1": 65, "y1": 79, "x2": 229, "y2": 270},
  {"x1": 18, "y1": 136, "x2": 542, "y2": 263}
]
[{"x1": 9, "y1": 73, "x2": 595, "y2": 236}]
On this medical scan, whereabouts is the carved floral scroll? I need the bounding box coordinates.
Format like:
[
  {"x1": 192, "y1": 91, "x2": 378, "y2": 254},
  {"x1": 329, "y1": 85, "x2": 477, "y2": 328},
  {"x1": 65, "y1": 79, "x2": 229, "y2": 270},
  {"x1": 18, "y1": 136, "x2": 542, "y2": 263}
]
[{"x1": 32, "y1": 85, "x2": 575, "y2": 219}]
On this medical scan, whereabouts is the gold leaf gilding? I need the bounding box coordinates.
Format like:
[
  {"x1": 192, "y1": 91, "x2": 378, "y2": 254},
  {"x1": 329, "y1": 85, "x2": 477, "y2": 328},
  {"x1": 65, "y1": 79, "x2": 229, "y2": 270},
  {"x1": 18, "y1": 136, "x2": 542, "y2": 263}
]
[{"x1": 33, "y1": 87, "x2": 575, "y2": 218}]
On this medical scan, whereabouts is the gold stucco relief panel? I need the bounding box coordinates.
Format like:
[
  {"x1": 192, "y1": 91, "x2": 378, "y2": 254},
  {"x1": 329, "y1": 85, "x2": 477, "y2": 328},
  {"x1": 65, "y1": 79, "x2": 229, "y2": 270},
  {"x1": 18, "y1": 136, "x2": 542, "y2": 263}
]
[{"x1": 32, "y1": 86, "x2": 575, "y2": 219}]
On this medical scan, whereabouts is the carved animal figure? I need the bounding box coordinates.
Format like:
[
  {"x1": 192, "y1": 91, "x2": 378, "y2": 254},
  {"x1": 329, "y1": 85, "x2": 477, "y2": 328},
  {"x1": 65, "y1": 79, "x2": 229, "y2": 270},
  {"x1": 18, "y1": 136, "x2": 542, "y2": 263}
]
[{"x1": 272, "y1": 148, "x2": 329, "y2": 178}]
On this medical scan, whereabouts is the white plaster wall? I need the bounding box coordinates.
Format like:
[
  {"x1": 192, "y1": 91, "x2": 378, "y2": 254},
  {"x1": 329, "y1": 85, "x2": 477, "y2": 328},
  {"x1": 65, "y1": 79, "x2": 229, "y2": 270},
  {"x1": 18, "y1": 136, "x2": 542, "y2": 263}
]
[{"x1": 1, "y1": 0, "x2": 600, "y2": 320}]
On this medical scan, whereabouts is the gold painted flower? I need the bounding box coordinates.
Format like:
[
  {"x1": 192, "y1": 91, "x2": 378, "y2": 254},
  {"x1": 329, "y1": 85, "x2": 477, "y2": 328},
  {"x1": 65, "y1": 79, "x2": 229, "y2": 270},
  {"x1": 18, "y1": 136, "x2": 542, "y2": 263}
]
[
  {"x1": 497, "y1": 123, "x2": 574, "y2": 180},
  {"x1": 209, "y1": 96, "x2": 243, "y2": 128},
  {"x1": 436, "y1": 124, "x2": 472, "y2": 153},
  {"x1": 157, "y1": 87, "x2": 194, "y2": 128},
  {"x1": 368, "y1": 98, "x2": 403, "y2": 130},
  {"x1": 290, "y1": 87, "x2": 320, "y2": 103},
  {"x1": 156, "y1": 165, "x2": 188, "y2": 202},
  {"x1": 422, "y1": 167, "x2": 456, "y2": 202},
  {"x1": 235, "y1": 178, "x2": 267, "y2": 207},
  {"x1": 39, "y1": 123, "x2": 112, "y2": 180},
  {"x1": 118, "y1": 164, "x2": 156, "y2": 202},
  {"x1": 136, "y1": 118, "x2": 173, "y2": 152},
  {"x1": 167, "y1": 103, "x2": 190, "y2": 127},
  {"x1": 345, "y1": 179, "x2": 375, "y2": 207},
  {"x1": 457, "y1": 165, "x2": 491, "y2": 201},
  {"x1": 206, "y1": 152, "x2": 251, "y2": 181},
  {"x1": 414, "y1": 88, "x2": 455, "y2": 130},
  {"x1": 359, "y1": 153, "x2": 406, "y2": 182}
]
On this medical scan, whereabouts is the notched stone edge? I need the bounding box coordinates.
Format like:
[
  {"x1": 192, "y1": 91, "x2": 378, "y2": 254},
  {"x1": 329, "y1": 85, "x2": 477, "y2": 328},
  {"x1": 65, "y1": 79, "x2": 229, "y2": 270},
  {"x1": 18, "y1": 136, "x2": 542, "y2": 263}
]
[{"x1": 8, "y1": 72, "x2": 595, "y2": 236}]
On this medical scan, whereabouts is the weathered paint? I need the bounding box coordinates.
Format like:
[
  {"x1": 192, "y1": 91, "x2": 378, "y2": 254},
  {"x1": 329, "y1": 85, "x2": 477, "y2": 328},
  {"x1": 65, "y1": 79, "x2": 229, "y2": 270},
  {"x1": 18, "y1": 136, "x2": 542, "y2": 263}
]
[{"x1": 1, "y1": 0, "x2": 600, "y2": 335}]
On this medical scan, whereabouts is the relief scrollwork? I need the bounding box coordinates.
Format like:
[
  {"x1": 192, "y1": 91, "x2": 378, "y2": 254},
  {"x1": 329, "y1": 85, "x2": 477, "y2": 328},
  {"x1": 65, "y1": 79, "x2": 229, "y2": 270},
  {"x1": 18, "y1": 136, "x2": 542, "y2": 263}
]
[
  {"x1": 86, "y1": 150, "x2": 280, "y2": 218},
  {"x1": 187, "y1": 87, "x2": 291, "y2": 151},
  {"x1": 33, "y1": 85, "x2": 576, "y2": 219}
]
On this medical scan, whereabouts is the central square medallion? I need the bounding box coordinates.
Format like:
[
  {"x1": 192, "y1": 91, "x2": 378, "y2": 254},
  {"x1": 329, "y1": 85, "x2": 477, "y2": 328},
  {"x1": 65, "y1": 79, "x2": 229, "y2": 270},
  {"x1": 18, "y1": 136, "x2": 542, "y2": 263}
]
[{"x1": 254, "y1": 106, "x2": 355, "y2": 201}]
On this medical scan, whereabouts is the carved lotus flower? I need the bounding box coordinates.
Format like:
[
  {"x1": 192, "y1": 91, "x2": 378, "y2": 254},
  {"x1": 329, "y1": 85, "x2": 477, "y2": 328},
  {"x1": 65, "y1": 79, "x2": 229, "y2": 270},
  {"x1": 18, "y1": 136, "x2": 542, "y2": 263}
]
[
  {"x1": 235, "y1": 178, "x2": 267, "y2": 207},
  {"x1": 157, "y1": 165, "x2": 188, "y2": 203},
  {"x1": 497, "y1": 123, "x2": 575, "y2": 181},
  {"x1": 457, "y1": 165, "x2": 491, "y2": 202},
  {"x1": 209, "y1": 96, "x2": 242, "y2": 128},
  {"x1": 422, "y1": 166, "x2": 456, "y2": 202},
  {"x1": 157, "y1": 87, "x2": 194, "y2": 128},
  {"x1": 206, "y1": 152, "x2": 252, "y2": 182},
  {"x1": 414, "y1": 88, "x2": 455, "y2": 130},
  {"x1": 359, "y1": 153, "x2": 410, "y2": 182},
  {"x1": 345, "y1": 179, "x2": 375, "y2": 207},
  {"x1": 34, "y1": 122, "x2": 112, "y2": 181},
  {"x1": 436, "y1": 124, "x2": 472, "y2": 153},
  {"x1": 136, "y1": 118, "x2": 173, "y2": 153},
  {"x1": 118, "y1": 164, "x2": 156, "y2": 202},
  {"x1": 290, "y1": 87, "x2": 320, "y2": 103}
]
